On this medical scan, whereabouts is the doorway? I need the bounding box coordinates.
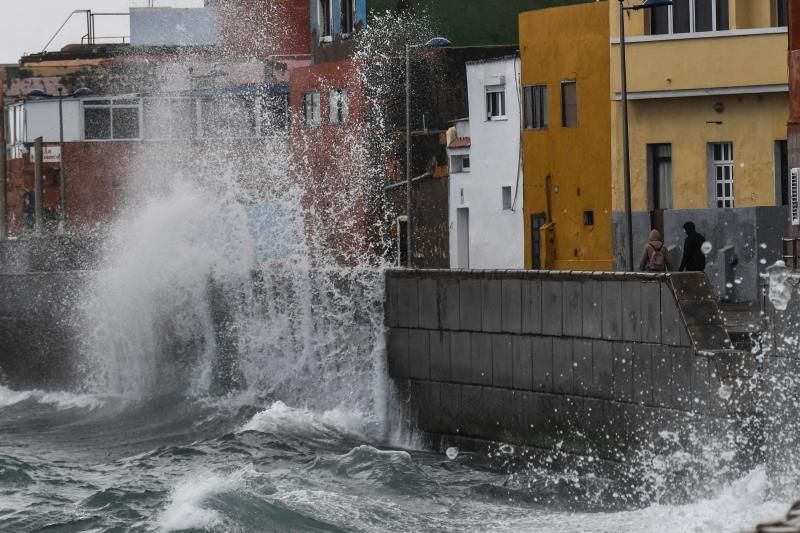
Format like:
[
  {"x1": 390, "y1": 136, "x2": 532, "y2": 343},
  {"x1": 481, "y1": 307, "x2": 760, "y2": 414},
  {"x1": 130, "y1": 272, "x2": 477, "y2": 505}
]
[
  {"x1": 456, "y1": 208, "x2": 469, "y2": 268},
  {"x1": 530, "y1": 213, "x2": 546, "y2": 269}
]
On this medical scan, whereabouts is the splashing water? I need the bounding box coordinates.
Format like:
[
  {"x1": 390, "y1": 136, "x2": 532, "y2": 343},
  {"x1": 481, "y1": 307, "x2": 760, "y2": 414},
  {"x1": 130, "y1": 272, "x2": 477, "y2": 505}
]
[{"x1": 4, "y1": 10, "x2": 800, "y2": 533}]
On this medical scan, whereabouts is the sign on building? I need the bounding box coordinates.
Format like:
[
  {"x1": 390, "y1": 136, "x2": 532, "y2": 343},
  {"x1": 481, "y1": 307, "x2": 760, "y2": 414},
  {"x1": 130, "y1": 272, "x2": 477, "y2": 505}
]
[{"x1": 29, "y1": 145, "x2": 61, "y2": 164}]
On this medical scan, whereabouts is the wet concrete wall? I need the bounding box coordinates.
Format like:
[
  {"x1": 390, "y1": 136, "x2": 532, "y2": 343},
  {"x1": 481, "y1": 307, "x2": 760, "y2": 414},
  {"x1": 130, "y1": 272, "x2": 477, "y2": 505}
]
[
  {"x1": 0, "y1": 238, "x2": 96, "y2": 388},
  {"x1": 385, "y1": 269, "x2": 756, "y2": 459},
  {"x1": 612, "y1": 206, "x2": 788, "y2": 302},
  {"x1": 0, "y1": 271, "x2": 86, "y2": 389}
]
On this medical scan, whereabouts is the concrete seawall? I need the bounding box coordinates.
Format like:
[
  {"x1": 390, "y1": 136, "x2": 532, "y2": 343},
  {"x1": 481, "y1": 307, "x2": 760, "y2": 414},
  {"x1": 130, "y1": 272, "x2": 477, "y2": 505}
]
[
  {"x1": 384, "y1": 269, "x2": 756, "y2": 458},
  {"x1": 0, "y1": 272, "x2": 88, "y2": 389}
]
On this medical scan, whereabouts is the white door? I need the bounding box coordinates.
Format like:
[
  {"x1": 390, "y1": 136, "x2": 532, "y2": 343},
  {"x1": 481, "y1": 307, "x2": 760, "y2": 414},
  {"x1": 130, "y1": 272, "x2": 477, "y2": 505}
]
[{"x1": 457, "y1": 208, "x2": 469, "y2": 268}]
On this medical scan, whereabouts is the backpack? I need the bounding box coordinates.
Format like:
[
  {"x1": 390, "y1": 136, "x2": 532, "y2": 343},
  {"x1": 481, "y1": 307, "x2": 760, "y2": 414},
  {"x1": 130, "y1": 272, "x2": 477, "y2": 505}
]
[{"x1": 649, "y1": 244, "x2": 666, "y2": 271}]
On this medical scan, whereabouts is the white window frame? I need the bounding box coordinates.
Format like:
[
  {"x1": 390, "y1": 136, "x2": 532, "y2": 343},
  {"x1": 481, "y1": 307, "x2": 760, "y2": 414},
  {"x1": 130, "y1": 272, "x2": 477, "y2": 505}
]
[
  {"x1": 6, "y1": 103, "x2": 26, "y2": 159},
  {"x1": 319, "y1": 0, "x2": 333, "y2": 42},
  {"x1": 83, "y1": 97, "x2": 142, "y2": 141},
  {"x1": 524, "y1": 84, "x2": 547, "y2": 130},
  {"x1": 711, "y1": 142, "x2": 734, "y2": 208},
  {"x1": 142, "y1": 97, "x2": 194, "y2": 140},
  {"x1": 328, "y1": 88, "x2": 348, "y2": 125},
  {"x1": 485, "y1": 85, "x2": 506, "y2": 121},
  {"x1": 651, "y1": 0, "x2": 727, "y2": 35},
  {"x1": 450, "y1": 154, "x2": 470, "y2": 173},
  {"x1": 303, "y1": 91, "x2": 321, "y2": 128}
]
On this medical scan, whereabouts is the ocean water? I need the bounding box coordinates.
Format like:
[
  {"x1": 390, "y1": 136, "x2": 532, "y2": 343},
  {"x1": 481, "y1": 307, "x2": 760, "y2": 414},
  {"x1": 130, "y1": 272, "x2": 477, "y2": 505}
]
[
  {"x1": 0, "y1": 168, "x2": 793, "y2": 533},
  {"x1": 0, "y1": 383, "x2": 790, "y2": 533}
]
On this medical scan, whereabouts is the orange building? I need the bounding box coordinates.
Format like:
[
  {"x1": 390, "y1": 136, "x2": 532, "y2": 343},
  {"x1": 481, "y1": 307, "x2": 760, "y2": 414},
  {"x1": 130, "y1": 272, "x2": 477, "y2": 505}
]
[{"x1": 520, "y1": 1, "x2": 614, "y2": 270}]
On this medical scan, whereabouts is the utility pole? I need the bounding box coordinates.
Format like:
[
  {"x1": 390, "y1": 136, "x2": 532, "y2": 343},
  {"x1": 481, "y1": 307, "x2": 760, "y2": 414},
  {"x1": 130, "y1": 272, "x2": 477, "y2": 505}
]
[
  {"x1": 0, "y1": 87, "x2": 6, "y2": 240},
  {"x1": 34, "y1": 137, "x2": 43, "y2": 235},
  {"x1": 58, "y1": 87, "x2": 66, "y2": 228},
  {"x1": 620, "y1": 0, "x2": 634, "y2": 271},
  {"x1": 405, "y1": 43, "x2": 413, "y2": 268}
]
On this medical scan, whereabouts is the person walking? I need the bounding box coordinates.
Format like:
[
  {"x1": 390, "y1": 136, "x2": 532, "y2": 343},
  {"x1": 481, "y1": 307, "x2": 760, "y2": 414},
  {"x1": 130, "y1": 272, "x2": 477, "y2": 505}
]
[
  {"x1": 639, "y1": 229, "x2": 672, "y2": 272},
  {"x1": 678, "y1": 221, "x2": 706, "y2": 272}
]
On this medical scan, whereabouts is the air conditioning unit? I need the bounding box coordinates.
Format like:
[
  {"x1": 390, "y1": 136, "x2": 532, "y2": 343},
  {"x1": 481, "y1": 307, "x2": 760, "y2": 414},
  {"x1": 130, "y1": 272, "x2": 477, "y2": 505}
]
[{"x1": 792, "y1": 167, "x2": 800, "y2": 226}]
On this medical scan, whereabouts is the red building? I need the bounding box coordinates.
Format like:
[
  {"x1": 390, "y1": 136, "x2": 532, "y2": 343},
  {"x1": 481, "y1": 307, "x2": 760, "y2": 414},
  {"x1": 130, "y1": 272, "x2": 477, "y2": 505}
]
[
  {"x1": 2, "y1": 3, "x2": 312, "y2": 236},
  {"x1": 289, "y1": 59, "x2": 381, "y2": 264}
]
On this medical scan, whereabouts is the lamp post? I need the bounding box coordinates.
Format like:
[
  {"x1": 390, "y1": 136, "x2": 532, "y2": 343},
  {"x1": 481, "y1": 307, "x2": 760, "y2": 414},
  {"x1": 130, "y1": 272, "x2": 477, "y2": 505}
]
[
  {"x1": 405, "y1": 36, "x2": 451, "y2": 268},
  {"x1": 619, "y1": 0, "x2": 671, "y2": 271},
  {"x1": 58, "y1": 87, "x2": 64, "y2": 227},
  {"x1": 0, "y1": 87, "x2": 6, "y2": 240}
]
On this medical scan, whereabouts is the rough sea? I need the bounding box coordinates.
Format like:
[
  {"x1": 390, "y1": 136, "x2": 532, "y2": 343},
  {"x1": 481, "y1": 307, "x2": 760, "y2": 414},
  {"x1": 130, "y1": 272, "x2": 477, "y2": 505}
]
[{"x1": 0, "y1": 382, "x2": 790, "y2": 532}]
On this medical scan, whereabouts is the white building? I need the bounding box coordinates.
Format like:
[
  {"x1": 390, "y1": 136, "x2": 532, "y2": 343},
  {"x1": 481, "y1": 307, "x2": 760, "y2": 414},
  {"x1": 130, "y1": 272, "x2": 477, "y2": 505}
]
[{"x1": 447, "y1": 56, "x2": 525, "y2": 269}]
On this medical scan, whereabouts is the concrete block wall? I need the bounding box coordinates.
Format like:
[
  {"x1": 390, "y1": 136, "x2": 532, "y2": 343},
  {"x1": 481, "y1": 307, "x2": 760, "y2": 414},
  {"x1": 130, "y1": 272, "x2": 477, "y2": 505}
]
[
  {"x1": 385, "y1": 269, "x2": 751, "y2": 458},
  {"x1": 0, "y1": 272, "x2": 87, "y2": 388}
]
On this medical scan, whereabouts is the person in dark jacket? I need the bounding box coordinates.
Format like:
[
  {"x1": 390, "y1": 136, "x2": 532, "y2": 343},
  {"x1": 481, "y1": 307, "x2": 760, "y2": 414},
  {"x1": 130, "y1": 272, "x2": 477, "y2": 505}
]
[{"x1": 679, "y1": 221, "x2": 706, "y2": 271}]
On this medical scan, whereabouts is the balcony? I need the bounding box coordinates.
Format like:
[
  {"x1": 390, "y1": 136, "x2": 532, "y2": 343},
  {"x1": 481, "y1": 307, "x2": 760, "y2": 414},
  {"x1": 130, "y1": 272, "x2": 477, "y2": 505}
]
[{"x1": 611, "y1": 27, "x2": 788, "y2": 99}]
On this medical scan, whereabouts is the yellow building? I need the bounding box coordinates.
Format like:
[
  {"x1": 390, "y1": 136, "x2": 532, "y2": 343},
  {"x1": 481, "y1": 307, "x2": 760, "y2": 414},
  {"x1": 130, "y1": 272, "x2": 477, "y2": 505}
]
[
  {"x1": 520, "y1": 1, "x2": 614, "y2": 271},
  {"x1": 609, "y1": 0, "x2": 789, "y2": 266}
]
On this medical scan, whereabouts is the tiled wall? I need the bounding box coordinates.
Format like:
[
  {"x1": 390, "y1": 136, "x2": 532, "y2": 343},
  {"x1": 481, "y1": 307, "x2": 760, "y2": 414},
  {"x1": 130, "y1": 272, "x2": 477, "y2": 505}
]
[{"x1": 385, "y1": 269, "x2": 754, "y2": 457}]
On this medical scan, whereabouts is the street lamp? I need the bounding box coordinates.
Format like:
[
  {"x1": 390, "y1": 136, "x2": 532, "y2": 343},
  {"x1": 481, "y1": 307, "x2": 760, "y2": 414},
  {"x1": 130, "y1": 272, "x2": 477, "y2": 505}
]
[
  {"x1": 405, "y1": 36, "x2": 451, "y2": 268},
  {"x1": 619, "y1": 0, "x2": 672, "y2": 271}
]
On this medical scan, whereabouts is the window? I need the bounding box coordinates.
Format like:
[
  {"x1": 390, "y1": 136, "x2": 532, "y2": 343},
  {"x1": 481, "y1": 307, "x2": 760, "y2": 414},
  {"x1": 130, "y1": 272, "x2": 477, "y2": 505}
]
[
  {"x1": 648, "y1": 143, "x2": 673, "y2": 209},
  {"x1": 524, "y1": 85, "x2": 548, "y2": 129},
  {"x1": 143, "y1": 98, "x2": 193, "y2": 139},
  {"x1": 199, "y1": 96, "x2": 257, "y2": 138},
  {"x1": 776, "y1": 0, "x2": 788, "y2": 27},
  {"x1": 319, "y1": 0, "x2": 333, "y2": 40},
  {"x1": 530, "y1": 213, "x2": 546, "y2": 270},
  {"x1": 341, "y1": 0, "x2": 355, "y2": 35},
  {"x1": 303, "y1": 92, "x2": 321, "y2": 127},
  {"x1": 711, "y1": 142, "x2": 734, "y2": 208},
  {"x1": 583, "y1": 211, "x2": 594, "y2": 226},
  {"x1": 329, "y1": 89, "x2": 348, "y2": 124},
  {"x1": 486, "y1": 85, "x2": 506, "y2": 120},
  {"x1": 502, "y1": 186, "x2": 512, "y2": 210},
  {"x1": 561, "y1": 81, "x2": 577, "y2": 128},
  {"x1": 649, "y1": 0, "x2": 728, "y2": 35},
  {"x1": 451, "y1": 155, "x2": 470, "y2": 173},
  {"x1": 259, "y1": 94, "x2": 289, "y2": 134},
  {"x1": 776, "y1": 140, "x2": 789, "y2": 206},
  {"x1": 84, "y1": 98, "x2": 141, "y2": 140}
]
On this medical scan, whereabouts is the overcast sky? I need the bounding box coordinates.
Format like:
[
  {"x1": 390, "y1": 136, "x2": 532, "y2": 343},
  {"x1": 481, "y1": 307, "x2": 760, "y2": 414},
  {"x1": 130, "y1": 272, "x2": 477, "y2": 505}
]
[{"x1": 0, "y1": 0, "x2": 204, "y2": 63}]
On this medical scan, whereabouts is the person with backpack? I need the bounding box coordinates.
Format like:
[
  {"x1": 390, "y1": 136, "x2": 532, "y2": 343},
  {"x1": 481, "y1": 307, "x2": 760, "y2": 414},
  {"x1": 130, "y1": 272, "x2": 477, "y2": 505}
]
[
  {"x1": 639, "y1": 229, "x2": 672, "y2": 272},
  {"x1": 678, "y1": 221, "x2": 706, "y2": 272}
]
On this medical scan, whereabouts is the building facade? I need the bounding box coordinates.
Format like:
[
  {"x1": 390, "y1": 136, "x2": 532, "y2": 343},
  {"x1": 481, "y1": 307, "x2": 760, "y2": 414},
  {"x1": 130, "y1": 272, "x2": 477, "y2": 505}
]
[
  {"x1": 2, "y1": 4, "x2": 310, "y2": 236},
  {"x1": 296, "y1": 0, "x2": 585, "y2": 267},
  {"x1": 608, "y1": 0, "x2": 789, "y2": 300},
  {"x1": 610, "y1": 3, "x2": 789, "y2": 249},
  {"x1": 448, "y1": 57, "x2": 525, "y2": 269},
  {"x1": 520, "y1": 1, "x2": 614, "y2": 271}
]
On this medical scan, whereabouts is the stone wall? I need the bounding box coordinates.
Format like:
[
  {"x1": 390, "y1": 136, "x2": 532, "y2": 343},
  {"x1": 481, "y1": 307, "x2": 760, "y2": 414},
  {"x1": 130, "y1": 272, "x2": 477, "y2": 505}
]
[{"x1": 385, "y1": 269, "x2": 755, "y2": 458}]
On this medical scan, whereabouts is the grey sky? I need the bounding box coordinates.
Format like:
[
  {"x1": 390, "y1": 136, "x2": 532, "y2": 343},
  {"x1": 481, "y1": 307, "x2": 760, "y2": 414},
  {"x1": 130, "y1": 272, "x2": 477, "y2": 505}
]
[{"x1": 0, "y1": 0, "x2": 203, "y2": 63}]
